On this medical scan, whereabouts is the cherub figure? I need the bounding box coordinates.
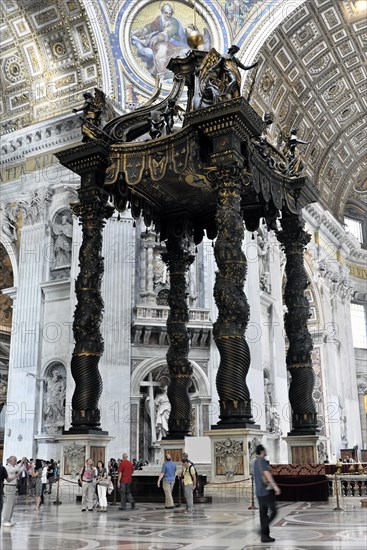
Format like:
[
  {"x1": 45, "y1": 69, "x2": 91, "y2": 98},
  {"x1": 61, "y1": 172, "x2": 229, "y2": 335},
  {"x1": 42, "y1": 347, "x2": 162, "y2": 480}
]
[
  {"x1": 163, "y1": 99, "x2": 184, "y2": 134},
  {"x1": 147, "y1": 110, "x2": 165, "y2": 139},
  {"x1": 199, "y1": 77, "x2": 222, "y2": 108}
]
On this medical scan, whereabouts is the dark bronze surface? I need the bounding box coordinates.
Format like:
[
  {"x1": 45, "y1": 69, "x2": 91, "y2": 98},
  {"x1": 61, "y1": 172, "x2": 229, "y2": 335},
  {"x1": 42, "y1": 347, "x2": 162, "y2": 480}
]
[
  {"x1": 277, "y1": 211, "x2": 318, "y2": 435},
  {"x1": 161, "y1": 226, "x2": 195, "y2": 438},
  {"x1": 56, "y1": 47, "x2": 320, "y2": 437},
  {"x1": 56, "y1": 142, "x2": 113, "y2": 433}
]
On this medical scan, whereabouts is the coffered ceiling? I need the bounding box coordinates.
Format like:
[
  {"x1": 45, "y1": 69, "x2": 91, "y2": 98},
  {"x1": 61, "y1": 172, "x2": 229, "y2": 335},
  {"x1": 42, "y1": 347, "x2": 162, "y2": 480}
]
[
  {"x1": 0, "y1": 0, "x2": 108, "y2": 134},
  {"x1": 249, "y1": 0, "x2": 367, "y2": 220},
  {"x1": 1, "y1": 0, "x2": 366, "y2": 221}
]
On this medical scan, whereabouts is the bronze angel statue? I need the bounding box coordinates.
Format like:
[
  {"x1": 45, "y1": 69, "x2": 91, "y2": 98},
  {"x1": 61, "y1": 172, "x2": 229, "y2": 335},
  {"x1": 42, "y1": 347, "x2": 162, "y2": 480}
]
[
  {"x1": 196, "y1": 45, "x2": 258, "y2": 108},
  {"x1": 73, "y1": 88, "x2": 117, "y2": 142},
  {"x1": 281, "y1": 128, "x2": 310, "y2": 177}
]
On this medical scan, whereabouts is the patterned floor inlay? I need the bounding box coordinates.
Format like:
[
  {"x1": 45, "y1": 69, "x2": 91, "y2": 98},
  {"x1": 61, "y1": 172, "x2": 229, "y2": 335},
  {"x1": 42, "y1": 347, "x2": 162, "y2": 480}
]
[{"x1": 1, "y1": 498, "x2": 366, "y2": 550}]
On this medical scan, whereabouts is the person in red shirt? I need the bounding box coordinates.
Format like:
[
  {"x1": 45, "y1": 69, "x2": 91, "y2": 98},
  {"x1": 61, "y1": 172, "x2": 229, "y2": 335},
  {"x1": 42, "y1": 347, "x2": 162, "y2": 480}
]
[{"x1": 117, "y1": 453, "x2": 135, "y2": 511}]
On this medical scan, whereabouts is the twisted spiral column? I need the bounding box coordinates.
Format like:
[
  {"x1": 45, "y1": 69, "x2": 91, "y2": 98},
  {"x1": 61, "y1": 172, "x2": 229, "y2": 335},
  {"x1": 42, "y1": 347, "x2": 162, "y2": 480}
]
[
  {"x1": 58, "y1": 143, "x2": 114, "y2": 433},
  {"x1": 161, "y1": 233, "x2": 195, "y2": 438},
  {"x1": 277, "y1": 211, "x2": 318, "y2": 434},
  {"x1": 213, "y1": 168, "x2": 254, "y2": 426}
]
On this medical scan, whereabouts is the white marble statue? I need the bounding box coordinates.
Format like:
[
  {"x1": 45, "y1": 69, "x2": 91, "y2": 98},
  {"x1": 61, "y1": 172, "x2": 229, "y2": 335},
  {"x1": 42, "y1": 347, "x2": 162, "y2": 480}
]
[
  {"x1": 43, "y1": 369, "x2": 66, "y2": 430},
  {"x1": 264, "y1": 377, "x2": 272, "y2": 431},
  {"x1": 52, "y1": 213, "x2": 73, "y2": 268},
  {"x1": 154, "y1": 386, "x2": 171, "y2": 441}
]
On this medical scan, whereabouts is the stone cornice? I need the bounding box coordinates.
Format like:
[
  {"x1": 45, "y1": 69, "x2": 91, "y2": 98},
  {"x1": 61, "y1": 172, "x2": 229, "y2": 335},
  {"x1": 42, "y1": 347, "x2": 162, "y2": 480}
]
[
  {"x1": 0, "y1": 114, "x2": 82, "y2": 166},
  {"x1": 304, "y1": 203, "x2": 367, "y2": 264}
]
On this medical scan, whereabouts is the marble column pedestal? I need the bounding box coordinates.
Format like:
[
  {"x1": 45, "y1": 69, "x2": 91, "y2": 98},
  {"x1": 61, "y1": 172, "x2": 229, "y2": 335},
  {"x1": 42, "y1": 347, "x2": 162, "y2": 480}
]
[
  {"x1": 283, "y1": 434, "x2": 320, "y2": 464},
  {"x1": 157, "y1": 438, "x2": 185, "y2": 465},
  {"x1": 204, "y1": 428, "x2": 265, "y2": 481},
  {"x1": 203, "y1": 428, "x2": 265, "y2": 500},
  {"x1": 35, "y1": 433, "x2": 114, "y2": 503}
]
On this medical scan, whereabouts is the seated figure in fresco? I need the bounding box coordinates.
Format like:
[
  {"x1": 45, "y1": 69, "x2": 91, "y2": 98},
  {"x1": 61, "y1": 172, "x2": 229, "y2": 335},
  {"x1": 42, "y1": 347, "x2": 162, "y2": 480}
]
[{"x1": 131, "y1": 3, "x2": 187, "y2": 79}]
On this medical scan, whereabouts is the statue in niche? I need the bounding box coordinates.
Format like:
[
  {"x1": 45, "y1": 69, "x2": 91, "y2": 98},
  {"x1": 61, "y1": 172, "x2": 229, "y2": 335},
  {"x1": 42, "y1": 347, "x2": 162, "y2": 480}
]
[
  {"x1": 0, "y1": 374, "x2": 7, "y2": 399},
  {"x1": 27, "y1": 365, "x2": 66, "y2": 433},
  {"x1": 52, "y1": 212, "x2": 73, "y2": 268},
  {"x1": 339, "y1": 397, "x2": 348, "y2": 446},
  {"x1": 43, "y1": 368, "x2": 66, "y2": 433},
  {"x1": 269, "y1": 406, "x2": 282, "y2": 436},
  {"x1": 191, "y1": 405, "x2": 197, "y2": 437},
  {"x1": 317, "y1": 442, "x2": 328, "y2": 464},
  {"x1": 153, "y1": 250, "x2": 169, "y2": 286},
  {"x1": 264, "y1": 377, "x2": 272, "y2": 431},
  {"x1": 154, "y1": 386, "x2": 171, "y2": 441}
]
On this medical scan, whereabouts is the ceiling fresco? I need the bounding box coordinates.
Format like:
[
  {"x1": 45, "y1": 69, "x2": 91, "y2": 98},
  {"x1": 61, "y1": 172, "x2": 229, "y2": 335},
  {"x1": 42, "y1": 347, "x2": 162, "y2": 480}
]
[{"x1": 0, "y1": 0, "x2": 366, "y2": 218}]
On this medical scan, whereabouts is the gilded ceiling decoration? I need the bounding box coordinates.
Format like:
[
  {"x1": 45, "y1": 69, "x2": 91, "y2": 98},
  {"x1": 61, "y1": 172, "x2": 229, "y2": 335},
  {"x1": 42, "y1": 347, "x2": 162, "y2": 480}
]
[
  {"x1": 248, "y1": 0, "x2": 367, "y2": 219},
  {"x1": 0, "y1": 0, "x2": 107, "y2": 134}
]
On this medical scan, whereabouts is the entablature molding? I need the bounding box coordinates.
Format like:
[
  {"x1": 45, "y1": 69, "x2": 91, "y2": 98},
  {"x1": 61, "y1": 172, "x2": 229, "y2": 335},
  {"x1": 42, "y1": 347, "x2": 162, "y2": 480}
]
[{"x1": 304, "y1": 203, "x2": 367, "y2": 264}]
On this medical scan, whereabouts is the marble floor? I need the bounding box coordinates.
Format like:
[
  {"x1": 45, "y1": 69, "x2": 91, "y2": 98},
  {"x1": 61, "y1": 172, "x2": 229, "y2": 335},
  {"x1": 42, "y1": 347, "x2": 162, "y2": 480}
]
[{"x1": 1, "y1": 494, "x2": 366, "y2": 550}]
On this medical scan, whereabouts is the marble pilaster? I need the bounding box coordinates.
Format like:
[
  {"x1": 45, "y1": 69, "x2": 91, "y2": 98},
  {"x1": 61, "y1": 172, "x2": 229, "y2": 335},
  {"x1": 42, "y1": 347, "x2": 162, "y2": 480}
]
[
  {"x1": 99, "y1": 213, "x2": 134, "y2": 459},
  {"x1": 3, "y1": 222, "x2": 48, "y2": 460}
]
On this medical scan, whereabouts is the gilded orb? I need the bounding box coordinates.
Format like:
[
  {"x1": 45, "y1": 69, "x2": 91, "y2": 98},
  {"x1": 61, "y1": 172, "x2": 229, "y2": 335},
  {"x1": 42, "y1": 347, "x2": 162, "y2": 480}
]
[{"x1": 186, "y1": 29, "x2": 204, "y2": 49}]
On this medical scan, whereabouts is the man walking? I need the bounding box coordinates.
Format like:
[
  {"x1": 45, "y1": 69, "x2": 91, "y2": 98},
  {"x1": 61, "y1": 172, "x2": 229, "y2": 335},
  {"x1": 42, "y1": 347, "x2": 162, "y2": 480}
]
[
  {"x1": 2, "y1": 456, "x2": 25, "y2": 527},
  {"x1": 181, "y1": 457, "x2": 196, "y2": 515},
  {"x1": 253, "y1": 444, "x2": 281, "y2": 543},
  {"x1": 118, "y1": 453, "x2": 135, "y2": 510},
  {"x1": 157, "y1": 453, "x2": 176, "y2": 509}
]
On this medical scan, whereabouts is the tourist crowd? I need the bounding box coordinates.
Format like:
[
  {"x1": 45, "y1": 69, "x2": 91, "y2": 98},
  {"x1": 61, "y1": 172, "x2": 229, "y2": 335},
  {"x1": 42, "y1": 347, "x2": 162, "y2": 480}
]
[{"x1": 0, "y1": 451, "x2": 197, "y2": 528}]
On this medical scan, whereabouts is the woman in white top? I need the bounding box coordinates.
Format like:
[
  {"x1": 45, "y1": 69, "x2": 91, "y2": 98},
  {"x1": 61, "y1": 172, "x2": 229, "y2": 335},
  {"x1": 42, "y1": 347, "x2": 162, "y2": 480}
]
[{"x1": 96, "y1": 461, "x2": 108, "y2": 512}]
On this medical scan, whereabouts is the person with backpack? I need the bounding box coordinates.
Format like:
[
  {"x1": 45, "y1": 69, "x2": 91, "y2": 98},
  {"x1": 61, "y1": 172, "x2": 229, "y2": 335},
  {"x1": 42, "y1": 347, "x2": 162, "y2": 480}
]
[
  {"x1": 182, "y1": 453, "x2": 199, "y2": 497},
  {"x1": 180, "y1": 457, "x2": 196, "y2": 515}
]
